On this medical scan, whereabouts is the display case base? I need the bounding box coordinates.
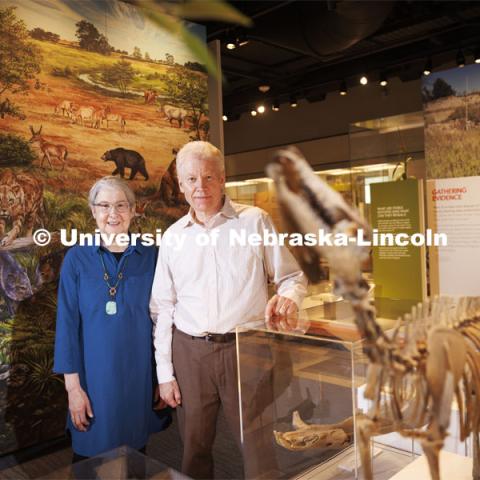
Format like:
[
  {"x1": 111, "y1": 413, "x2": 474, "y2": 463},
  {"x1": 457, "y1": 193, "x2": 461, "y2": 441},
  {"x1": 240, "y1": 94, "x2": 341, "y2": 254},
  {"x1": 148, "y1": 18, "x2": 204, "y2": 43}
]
[
  {"x1": 389, "y1": 450, "x2": 473, "y2": 480},
  {"x1": 294, "y1": 445, "x2": 415, "y2": 480}
]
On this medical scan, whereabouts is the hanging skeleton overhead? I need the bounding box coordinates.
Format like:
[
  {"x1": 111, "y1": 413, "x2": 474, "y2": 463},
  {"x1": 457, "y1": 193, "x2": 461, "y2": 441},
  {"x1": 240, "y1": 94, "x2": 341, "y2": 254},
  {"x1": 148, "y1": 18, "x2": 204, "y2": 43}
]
[{"x1": 266, "y1": 146, "x2": 480, "y2": 480}]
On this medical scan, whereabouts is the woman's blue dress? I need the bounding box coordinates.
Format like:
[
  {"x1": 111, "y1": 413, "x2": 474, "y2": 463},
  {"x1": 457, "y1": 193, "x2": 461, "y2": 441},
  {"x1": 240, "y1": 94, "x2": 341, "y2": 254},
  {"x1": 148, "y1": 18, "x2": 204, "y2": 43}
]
[{"x1": 53, "y1": 243, "x2": 170, "y2": 456}]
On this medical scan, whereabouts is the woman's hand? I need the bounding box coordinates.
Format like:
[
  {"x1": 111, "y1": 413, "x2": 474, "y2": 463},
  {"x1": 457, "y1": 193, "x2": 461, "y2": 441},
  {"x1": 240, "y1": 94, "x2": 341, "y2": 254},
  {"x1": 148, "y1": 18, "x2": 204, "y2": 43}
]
[
  {"x1": 64, "y1": 373, "x2": 94, "y2": 431},
  {"x1": 68, "y1": 387, "x2": 94, "y2": 431}
]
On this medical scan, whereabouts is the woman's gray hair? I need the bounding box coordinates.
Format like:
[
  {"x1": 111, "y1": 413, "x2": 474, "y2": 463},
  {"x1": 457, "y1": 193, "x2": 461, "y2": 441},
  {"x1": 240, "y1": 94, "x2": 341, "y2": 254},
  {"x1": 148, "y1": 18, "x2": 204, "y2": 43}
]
[
  {"x1": 176, "y1": 141, "x2": 225, "y2": 178},
  {"x1": 88, "y1": 176, "x2": 136, "y2": 207}
]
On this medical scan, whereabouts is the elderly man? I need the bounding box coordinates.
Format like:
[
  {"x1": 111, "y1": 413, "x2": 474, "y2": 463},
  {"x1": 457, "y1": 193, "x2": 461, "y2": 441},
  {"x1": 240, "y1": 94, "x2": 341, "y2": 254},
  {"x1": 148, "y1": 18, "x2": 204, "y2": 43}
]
[{"x1": 150, "y1": 141, "x2": 307, "y2": 479}]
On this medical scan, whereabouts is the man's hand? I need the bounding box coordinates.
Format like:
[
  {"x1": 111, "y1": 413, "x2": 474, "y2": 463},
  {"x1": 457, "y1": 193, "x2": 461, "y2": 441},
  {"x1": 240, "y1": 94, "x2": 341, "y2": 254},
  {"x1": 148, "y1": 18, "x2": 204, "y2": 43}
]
[
  {"x1": 153, "y1": 385, "x2": 169, "y2": 410},
  {"x1": 159, "y1": 379, "x2": 182, "y2": 408},
  {"x1": 265, "y1": 294, "x2": 306, "y2": 332},
  {"x1": 67, "y1": 386, "x2": 94, "y2": 432}
]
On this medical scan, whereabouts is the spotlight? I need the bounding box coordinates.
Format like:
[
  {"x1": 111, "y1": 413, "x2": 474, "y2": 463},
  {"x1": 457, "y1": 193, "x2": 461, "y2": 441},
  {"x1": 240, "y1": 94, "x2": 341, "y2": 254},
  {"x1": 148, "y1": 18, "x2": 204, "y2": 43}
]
[
  {"x1": 423, "y1": 58, "x2": 432, "y2": 76},
  {"x1": 256, "y1": 105, "x2": 266, "y2": 114},
  {"x1": 456, "y1": 49, "x2": 465, "y2": 68},
  {"x1": 360, "y1": 75, "x2": 368, "y2": 85},
  {"x1": 272, "y1": 100, "x2": 280, "y2": 111},
  {"x1": 474, "y1": 49, "x2": 480, "y2": 64},
  {"x1": 250, "y1": 110, "x2": 257, "y2": 117},
  {"x1": 258, "y1": 84, "x2": 270, "y2": 93},
  {"x1": 339, "y1": 80, "x2": 347, "y2": 96},
  {"x1": 290, "y1": 96, "x2": 298, "y2": 107},
  {"x1": 222, "y1": 114, "x2": 228, "y2": 122},
  {"x1": 226, "y1": 40, "x2": 236, "y2": 50},
  {"x1": 379, "y1": 74, "x2": 388, "y2": 87}
]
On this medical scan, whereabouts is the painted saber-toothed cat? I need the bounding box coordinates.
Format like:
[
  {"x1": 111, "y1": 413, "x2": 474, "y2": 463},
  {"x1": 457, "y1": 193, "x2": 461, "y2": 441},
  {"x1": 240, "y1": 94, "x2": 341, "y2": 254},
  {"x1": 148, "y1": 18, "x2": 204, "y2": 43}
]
[{"x1": 266, "y1": 146, "x2": 480, "y2": 480}]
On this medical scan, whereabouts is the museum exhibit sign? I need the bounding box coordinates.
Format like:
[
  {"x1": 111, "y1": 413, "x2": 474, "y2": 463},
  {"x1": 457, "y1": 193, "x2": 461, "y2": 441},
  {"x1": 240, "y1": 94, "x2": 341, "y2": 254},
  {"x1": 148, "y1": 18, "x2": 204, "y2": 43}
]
[
  {"x1": 370, "y1": 179, "x2": 427, "y2": 318},
  {"x1": 424, "y1": 62, "x2": 480, "y2": 296},
  {"x1": 427, "y1": 176, "x2": 480, "y2": 296}
]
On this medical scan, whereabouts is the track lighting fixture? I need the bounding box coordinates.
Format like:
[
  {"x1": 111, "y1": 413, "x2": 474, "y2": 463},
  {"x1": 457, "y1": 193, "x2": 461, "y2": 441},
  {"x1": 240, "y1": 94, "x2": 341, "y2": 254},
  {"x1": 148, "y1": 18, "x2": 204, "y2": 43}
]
[
  {"x1": 474, "y1": 49, "x2": 480, "y2": 64},
  {"x1": 423, "y1": 58, "x2": 432, "y2": 76}
]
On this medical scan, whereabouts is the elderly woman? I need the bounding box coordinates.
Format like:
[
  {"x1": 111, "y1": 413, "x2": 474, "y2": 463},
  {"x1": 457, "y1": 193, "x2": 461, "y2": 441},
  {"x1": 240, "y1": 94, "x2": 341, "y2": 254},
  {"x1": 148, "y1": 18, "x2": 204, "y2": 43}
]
[{"x1": 54, "y1": 176, "x2": 170, "y2": 461}]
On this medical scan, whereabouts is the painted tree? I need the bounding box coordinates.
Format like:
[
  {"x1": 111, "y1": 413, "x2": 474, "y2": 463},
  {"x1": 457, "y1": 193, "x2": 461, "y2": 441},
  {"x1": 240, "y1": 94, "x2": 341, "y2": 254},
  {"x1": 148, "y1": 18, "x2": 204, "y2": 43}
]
[
  {"x1": 144, "y1": 51, "x2": 151, "y2": 61},
  {"x1": 431, "y1": 78, "x2": 456, "y2": 100},
  {"x1": 0, "y1": 6, "x2": 42, "y2": 119},
  {"x1": 161, "y1": 71, "x2": 208, "y2": 140},
  {"x1": 75, "y1": 20, "x2": 112, "y2": 55},
  {"x1": 101, "y1": 60, "x2": 136, "y2": 95},
  {"x1": 165, "y1": 53, "x2": 174, "y2": 65},
  {"x1": 30, "y1": 28, "x2": 60, "y2": 43},
  {"x1": 133, "y1": 46, "x2": 142, "y2": 59}
]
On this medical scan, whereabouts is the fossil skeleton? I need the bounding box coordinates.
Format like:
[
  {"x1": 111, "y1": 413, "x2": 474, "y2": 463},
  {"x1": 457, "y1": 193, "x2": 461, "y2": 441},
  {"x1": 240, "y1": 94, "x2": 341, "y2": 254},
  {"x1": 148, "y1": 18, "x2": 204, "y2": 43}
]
[{"x1": 266, "y1": 147, "x2": 480, "y2": 480}]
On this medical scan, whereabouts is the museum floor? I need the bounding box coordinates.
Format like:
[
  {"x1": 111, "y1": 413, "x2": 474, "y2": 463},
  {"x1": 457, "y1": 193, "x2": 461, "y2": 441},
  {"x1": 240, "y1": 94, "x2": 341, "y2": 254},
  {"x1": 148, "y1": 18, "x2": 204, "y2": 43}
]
[{"x1": 0, "y1": 410, "x2": 244, "y2": 479}]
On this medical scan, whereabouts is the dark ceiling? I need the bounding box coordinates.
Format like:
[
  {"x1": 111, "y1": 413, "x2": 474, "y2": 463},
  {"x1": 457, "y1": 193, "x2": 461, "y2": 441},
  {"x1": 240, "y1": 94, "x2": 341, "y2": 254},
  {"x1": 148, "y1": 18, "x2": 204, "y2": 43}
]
[{"x1": 204, "y1": 1, "x2": 480, "y2": 118}]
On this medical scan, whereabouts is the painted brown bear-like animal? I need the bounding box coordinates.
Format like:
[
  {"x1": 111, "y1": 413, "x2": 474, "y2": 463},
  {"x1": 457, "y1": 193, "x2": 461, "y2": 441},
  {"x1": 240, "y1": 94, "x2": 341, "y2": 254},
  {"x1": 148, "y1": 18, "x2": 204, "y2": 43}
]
[
  {"x1": 101, "y1": 148, "x2": 149, "y2": 180},
  {"x1": 157, "y1": 148, "x2": 188, "y2": 208}
]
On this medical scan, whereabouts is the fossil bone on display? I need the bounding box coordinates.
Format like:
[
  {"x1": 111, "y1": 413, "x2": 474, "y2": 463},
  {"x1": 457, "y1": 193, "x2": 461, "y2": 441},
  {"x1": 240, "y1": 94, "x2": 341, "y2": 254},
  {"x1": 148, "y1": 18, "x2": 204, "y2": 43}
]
[{"x1": 266, "y1": 147, "x2": 480, "y2": 480}]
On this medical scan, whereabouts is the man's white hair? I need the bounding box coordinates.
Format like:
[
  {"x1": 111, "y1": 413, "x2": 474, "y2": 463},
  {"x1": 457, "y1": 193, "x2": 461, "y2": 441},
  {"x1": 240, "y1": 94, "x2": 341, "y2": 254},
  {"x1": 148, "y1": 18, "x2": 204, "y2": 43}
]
[{"x1": 176, "y1": 141, "x2": 225, "y2": 178}]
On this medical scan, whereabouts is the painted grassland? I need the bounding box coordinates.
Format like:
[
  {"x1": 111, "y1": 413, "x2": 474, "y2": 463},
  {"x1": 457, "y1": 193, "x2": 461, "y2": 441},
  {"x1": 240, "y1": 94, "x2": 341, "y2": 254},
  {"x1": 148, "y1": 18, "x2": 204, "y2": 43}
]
[
  {"x1": 425, "y1": 93, "x2": 480, "y2": 178},
  {"x1": 1, "y1": 38, "x2": 206, "y2": 195}
]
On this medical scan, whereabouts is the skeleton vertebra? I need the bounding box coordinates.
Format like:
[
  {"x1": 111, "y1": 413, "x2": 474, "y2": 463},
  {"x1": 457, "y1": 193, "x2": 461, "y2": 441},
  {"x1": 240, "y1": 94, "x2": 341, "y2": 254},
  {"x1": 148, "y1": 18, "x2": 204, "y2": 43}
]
[{"x1": 267, "y1": 147, "x2": 480, "y2": 480}]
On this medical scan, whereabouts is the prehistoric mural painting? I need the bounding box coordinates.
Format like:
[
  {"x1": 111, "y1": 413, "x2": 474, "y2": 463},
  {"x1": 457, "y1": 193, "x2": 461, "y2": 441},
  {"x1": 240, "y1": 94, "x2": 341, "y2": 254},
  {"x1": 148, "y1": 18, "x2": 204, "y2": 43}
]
[
  {"x1": 423, "y1": 63, "x2": 480, "y2": 179},
  {"x1": 0, "y1": 0, "x2": 207, "y2": 454}
]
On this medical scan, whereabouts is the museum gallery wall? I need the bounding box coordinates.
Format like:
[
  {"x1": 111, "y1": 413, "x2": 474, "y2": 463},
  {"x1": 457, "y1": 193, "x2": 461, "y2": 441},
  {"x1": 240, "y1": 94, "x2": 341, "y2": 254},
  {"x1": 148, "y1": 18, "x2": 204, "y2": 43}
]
[{"x1": 0, "y1": 0, "x2": 210, "y2": 454}]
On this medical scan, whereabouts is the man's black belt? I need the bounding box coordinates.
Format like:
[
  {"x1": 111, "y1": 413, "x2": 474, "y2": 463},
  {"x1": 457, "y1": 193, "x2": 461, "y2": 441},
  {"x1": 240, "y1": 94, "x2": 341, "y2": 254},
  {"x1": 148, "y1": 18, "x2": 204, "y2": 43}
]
[{"x1": 176, "y1": 329, "x2": 236, "y2": 343}]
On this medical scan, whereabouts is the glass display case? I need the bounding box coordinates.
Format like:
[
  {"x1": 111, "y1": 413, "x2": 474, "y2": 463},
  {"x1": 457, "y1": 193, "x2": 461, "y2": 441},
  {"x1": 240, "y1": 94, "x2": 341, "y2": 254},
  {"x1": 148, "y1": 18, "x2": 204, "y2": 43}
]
[
  {"x1": 225, "y1": 163, "x2": 403, "y2": 236},
  {"x1": 40, "y1": 445, "x2": 187, "y2": 480},
  {"x1": 236, "y1": 317, "x2": 415, "y2": 480},
  {"x1": 226, "y1": 111, "x2": 427, "y2": 321}
]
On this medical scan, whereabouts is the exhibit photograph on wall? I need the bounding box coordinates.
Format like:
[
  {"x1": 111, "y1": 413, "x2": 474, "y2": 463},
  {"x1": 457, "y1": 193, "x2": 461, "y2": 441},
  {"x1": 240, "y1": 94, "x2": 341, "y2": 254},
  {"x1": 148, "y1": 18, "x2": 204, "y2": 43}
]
[
  {"x1": 423, "y1": 63, "x2": 480, "y2": 179},
  {"x1": 0, "y1": 0, "x2": 210, "y2": 454}
]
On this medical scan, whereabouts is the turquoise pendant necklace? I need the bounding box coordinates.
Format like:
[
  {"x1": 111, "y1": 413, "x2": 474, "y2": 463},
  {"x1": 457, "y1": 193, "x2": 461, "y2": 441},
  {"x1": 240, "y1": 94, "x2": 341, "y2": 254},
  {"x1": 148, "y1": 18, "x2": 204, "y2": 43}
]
[{"x1": 99, "y1": 251, "x2": 128, "y2": 315}]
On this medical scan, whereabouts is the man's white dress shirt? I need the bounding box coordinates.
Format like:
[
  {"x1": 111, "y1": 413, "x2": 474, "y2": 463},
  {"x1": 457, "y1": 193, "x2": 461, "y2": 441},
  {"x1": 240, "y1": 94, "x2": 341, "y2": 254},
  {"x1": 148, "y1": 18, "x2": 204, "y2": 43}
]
[{"x1": 150, "y1": 197, "x2": 307, "y2": 383}]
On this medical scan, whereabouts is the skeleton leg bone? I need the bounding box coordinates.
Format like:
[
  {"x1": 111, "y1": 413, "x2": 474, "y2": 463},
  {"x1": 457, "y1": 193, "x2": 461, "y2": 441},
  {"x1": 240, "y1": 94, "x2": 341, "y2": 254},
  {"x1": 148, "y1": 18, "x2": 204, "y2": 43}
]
[
  {"x1": 473, "y1": 430, "x2": 480, "y2": 480},
  {"x1": 357, "y1": 416, "x2": 376, "y2": 480}
]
